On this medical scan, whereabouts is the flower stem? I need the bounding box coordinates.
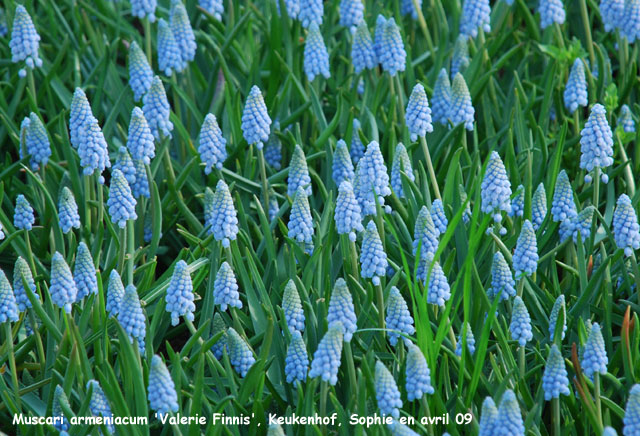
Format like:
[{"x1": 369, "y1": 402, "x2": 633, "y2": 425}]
[
  {"x1": 344, "y1": 343, "x2": 358, "y2": 402},
  {"x1": 411, "y1": 0, "x2": 435, "y2": 55},
  {"x1": 144, "y1": 18, "x2": 152, "y2": 64},
  {"x1": 4, "y1": 323, "x2": 21, "y2": 410},
  {"x1": 553, "y1": 398, "x2": 561, "y2": 436},
  {"x1": 573, "y1": 110, "x2": 580, "y2": 137},
  {"x1": 553, "y1": 23, "x2": 566, "y2": 50},
  {"x1": 257, "y1": 147, "x2": 270, "y2": 215},
  {"x1": 84, "y1": 176, "x2": 92, "y2": 231},
  {"x1": 595, "y1": 372, "x2": 603, "y2": 429},
  {"x1": 375, "y1": 282, "x2": 386, "y2": 334},
  {"x1": 593, "y1": 167, "x2": 600, "y2": 211},
  {"x1": 319, "y1": 380, "x2": 328, "y2": 419},
  {"x1": 421, "y1": 396, "x2": 434, "y2": 436},
  {"x1": 27, "y1": 69, "x2": 37, "y2": 109},
  {"x1": 127, "y1": 219, "x2": 135, "y2": 284},
  {"x1": 419, "y1": 136, "x2": 441, "y2": 200},
  {"x1": 579, "y1": 0, "x2": 595, "y2": 66},
  {"x1": 519, "y1": 345, "x2": 525, "y2": 379}
]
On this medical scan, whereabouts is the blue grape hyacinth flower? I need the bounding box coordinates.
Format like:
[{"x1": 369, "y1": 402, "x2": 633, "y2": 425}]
[
  {"x1": 549, "y1": 295, "x2": 567, "y2": 341},
  {"x1": 551, "y1": 170, "x2": 577, "y2": 222},
  {"x1": 374, "y1": 15, "x2": 387, "y2": 61},
  {"x1": 69, "y1": 88, "x2": 94, "y2": 150},
  {"x1": 288, "y1": 145, "x2": 312, "y2": 197},
  {"x1": 564, "y1": 59, "x2": 588, "y2": 113},
  {"x1": 375, "y1": 360, "x2": 402, "y2": 418},
  {"x1": 148, "y1": 355, "x2": 179, "y2": 416},
  {"x1": 406, "y1": 83, "x2": 433, "y2": 141},
  {"x1": 288, "y1": 186, "x2": 315, "y2": 255},
  {"x1": 129, "y1": 41, "x2": 153, "y2": 101},
  {"x1": 10, "y1": 5, "x2": 42, "y2": 77},
  {"x1": 391, "y1": 143, "x2": 415, "y2": 198},
  {"x1": 52, "y1": 387, "x2": 71, "y2": 433},
  {"x1": 620, "y1": 104, "x2": 636, "y2": 133},
  {"x1": 613, "y1": 194, "x2": 640, "y2": 257},
  {"x1": 0, "y1": 270, "x2": 19, "y2": 324},
  {"x1": 309, "y1": 322, "x2": 343, "y2": 385},
  {"x1": 581, "y1": 103, "x2": 614, "y2": 183},
  {"x1": 603, "y1": 427, "x2": 618, "y2": 436},
  {"x1": 350, "y1": 118, "x2": 365, "y2": 164},
  {"x1": 450, "y1": 73, "x2": 475, "y2": 130},
  {"x1": 170, "y1": 0, "x2": 197, "y2": 66},
  {"x1": 118, "y1": 284, "x2": 147, "y2": 353},
  {"x1": 78, "y1": 116, "x2": 111, "y2": 183},
  {"x1": 58, "y1": 187, "x2": 81, "y2": 234},
  {"x1": 264, "y1": 122, "x2": 282, "y2": 170},
  {"x1": 401, "y1": 0, "x2": 421, "y2": 19},
  {"x1": 378, "y1": 18, "x2": 406, "y2": 76},
  {"x1": 452, "y1": 35, "x2": 470, "y2": 77},
  {"x1": 285, "y1": 330, "x2": 309, "y2": 385},
  {"x1": 275, "y1": 0, "x2": 298, "y2": 19},
  {"x1": 510, "y1": 296, "x2": 533, "y2": 346},
  {"x1": 73, "y1": 242, "x2": 98, "y2": 301},
  {"x1": 107, "y1": 169, "x2": 138, "y2": 228},
  {"x1": 405, "y1": 343, "x2": 434, "y2": 400},
  {"x1": 488, "y1": 251, "x2": 515, "y2": 300},
  {"x1": 479, "y1": 397, "x2": 498, "y2": 436},
  {"x1": 282, "y1": 280, "x2": 305, "y2": 333},
  {"x1": 127, "y1": 107, "x2": 156, "y2": 165},
  {"x1": 432, "y1": 69, "x2": 452, "y2": 125},
  {"x1": 20, "y1": 113, "x2": 51, "y2": 171},
  {"x1": 131, "y1": 159, "x2": 150, "y2": 198},
  {"x1": 513, "y1": 220, "x2": 538, "y2": 279},
  {"x1": 50, "y1": 252, "x2": 78, "y2": 314},
  {"x1": 86, "y1": 380, "x2": 115, "y2": 434},
  {"x1": 509, "y1": 185, "x2": 524, "y2": 218},
  {"x1": 242, "y1": 85, "x2": 271, "y2": 149},
  {"x1": 413, "y1": 206, "x2": 439, "y2": 259},
  {"x1": 106, "y1": 269, "x2": 125, "y2": 317},
  {"x1": 333, "y1": 139, "x2": 355, "y2": 186},
  {"x1": 481, "y1": 151, "x2": 512, "y2": 223},
  {"x1": 622, "y1": 2, "x2": 640, "y2": 42},
  {"x1": 422, "y1": 253, "x2": 451, "y2": 306},
  {"x1": 200, "y1": 0, "x2": 224, "y2": 20},
  {"x1": 360, "y1": 221, "x2": 388, "y2": 286},
  {"x1": 228, "y1": 327, "x2": 256, "y2": 377},
  {"x1": 157, "y1": 19, "x2": 183, "y2": 76},
  {"x1": 539, "y1": 0, "x2": 566, "y2": 29},
  {"x1": 198, "y1": 114, "x2": 227, "y2": 173},
  {"x1": 299, "y1": 0, "x2": 323, "y2": 28},
  {"x1": 131, "y1": 0, "x2": 157, "y2": 21},
  {"x1": 455, "y1": 322, "x2": 476, "y2": 356},
  {"x1": 114, "y1": 146, "x2": 136, "y2": 186},
  {"x1": 335, "y1": 180, "x2": 364, "y2": 242},
  {"x1": 601, "y1": 0, "x2": 624, "y2": 32},
  {"x1": 13, "y1": 257, "x2": 37, "y2": 312},
  {"x1": 582, "y1": 322, "x2": 608, "y2": 379},
  {"x1": 165, "y1": 260, "x2": 196, "y2": 326},
  {"x1": 532, "y1": 183, "x2": 547, "y2": 230},
  {"x1": 459, "y1": 0, "x2": 491, "y2": 38},
  {"x1": 339, "y1": 0, "x2": 363, "y2": 31},
  {"x1": 355, "y1": 141, "x2": 392, "y2": 214},
  {"x1": 386, "y1": 286, "x2": 415, "y2": 346},
  {"x1": 327, "y1": 278, "x2": 357, "y2": 341},
  {"x1": 352, "y1": 21, "x2": 376, "y2": 73},
  {"x1": 431, "y1": 199, "x2": 447, "y2": 235},
  {"x1": 565, "y1": 206, "x2": 595, "y2": 243},
  {"x1": 304, "y1": 23, "x2": 330, "y2": 81},
  {"x1": 205, "y1": 180, "x2": 239, "y2": 247},
  {"x1": 211, "y1": 313, "x2": 227, "y2": 359},
  {"x1": 143, "y1": 76, "x2": 174, "y2": 140},
  {"x1": 14, "y1": 194, "x2": 35, "y2": 231},
  {"x1": 213, "y1": 261, "x2": 242, "y2": 312},
  {"x1": 542, "y1": 344, "x2": 570, "y2": 400},
  {"x1": 624, "y1": 384, "x2": 640, "y2": 436},
  {"x1": 496, "y1": 390, "x2": 525, "y2": 436}
]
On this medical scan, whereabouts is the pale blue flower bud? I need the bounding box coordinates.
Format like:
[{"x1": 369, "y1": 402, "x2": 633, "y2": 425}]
[
  {"x1": 350, "y1": 118, "x2": 365, "y2": 164},
  {"x1": 431, "y1": 199, "x2": 447, "y2": 235},
  {"x1": 624, "y1": 384, "x2": 640, "y2": 436},
  {"x1": 479, "y1": 397, "x2": 498, "y2": 436},
  {"x1": 118, "y1": 284, "x2": 146, "y2": 353},
  {"x1": 422, "y1": 253, "x2": 450, "y2": 307},
  {"x1": 450, "y1": 73, "x2": 475, "y2": 130},
  {"x1": 513, "y1": 220, "x2": 538, "y2": 278},
  {"x1": 333, "y1": 139, "x2": 355, "y2": 186},
  {"x1": 87, "y1": 380, "x2": 115, "y2": 434},
  {"x1": 413, "y1": 206, "x2": 439, "y2": 259},
  {"x1": 582, "y1": 322, "x2": 608, "y2": 378},
  {"x1": 539, "y1": 0, "x2": 566, "y2": 29},
  {"x1": 157, "y1": 19, "x2": 183, "y2": 76},
  {"x1": 455, "y1": 322, "x2": 476, "y2": 356},
  {"x1": 299, "y1": 0, "x2": 323, "y2": 28},
  {"x1": 460, "y1": 0, "x2": 491, "y2": 38},
  {"x1": 106, "y1": 269, "x2": 125, "y2": 317},
  {"x1": 285, "y1": 330, "x2": 309, "y2": 385},
  {"x1": 131, "y1": 0, "x2": 157, "y2": 22},
  {"x1": 601, "y1": 0, "x2": 624, "y2": 32},
  {"x1": 228, "y1": 327, "x2": 256, "y2": 377},
  {"x1": 532, "y1": 183, "x2": 547, "y2": 230},
  {"x1": 360, "y1": 221, "x2": 388, "y2": 286},
  {"x1": 170, "y1": 0, "x2": 197, "y2": 66},
  {"x1": 13, "y1": 257, "x2": 37, "y2": 312},
  {"x1": 620, "y1": 104, "x2": 636, "y2": 133},
  {"x1": 496, "y1": 390, "x2": 524, "y2": 436},
  {"x1": 481, "y1": 151, "x2": 512, "y2": 222},
  {"x1": 242, "y1": 85, "x2": 271, "y2": 149},
  {"x1": 509, "y1": 185, "x2": 524, "y2": 218},
  {"x1": 304, "y1": 23, "x2": 330, "y2": 81},
  {"x1": 10, "y1": 5, "x2": 42, "y2": 77},
  {"x1": 452, "y1": 36, "x2": 470, "y2": 77},
  {"x1": 510, "y1": 296, "x2": 533, "y2": 346},
  {"x1": 165, "y1": 260, "x2": 195, "y2": 325},
  {"x1": 542, "y1": 344, "x2": 570, "y2": 400},
  {"x1": 339, "y1": 0, "x2": 364, "y2": 31},
  {"x1": 131, "y1": 159, "x2": 150, "y2": 198},
  {"x1": 489, "y1": 251, "x2": 515, "y2": 300},
  {"x1": 0, "y1": 270, "x2": 19, "y2": 323},
  {"x1": 327, "y1": 278, "x2": 357, "y2": 342},
  {"x1": 283, "y1": 279, "x2": 305, "y2": 333},
  {"x1": 20, "y1": 113, "x2": 51, "y2": 171},
  {"x1": 50, "y1": 252, "x2": 77, "y2": 313},
  {"x1": 74, "y1": 242, "x2": 98, "y2": 301},
  {"x1": 564, "y1": 59, "x2": 588, "y2": 113},
  {"x1": 580, "y1": 104, "x2": 613, "y2": 183},
  {"x1": 205, "y1": 180, "x2": 239, "y2": 247},
  {"x1": 406, "y1": 84, "x2": 433, "y2": 141},
  {"x1": 14, "y1": 194, "x2": 35, "y2": 231},
  {"x1": 309, "y1": 322, "x2": 343, "y2": 385},
  {"x1": 143, "y1": 76, "x2": 174, "y2": 140},
  {"x1": 127, "y1": 107, "x2": 156, "y2": 165},
  {"x1": 129, "y1": 41, "x2": 153, "y2": 101},
  {"x1": 432, "y1": 69, "x2": 452, "y2": 125},
  {"x1": 114, "y1": 146, "x2": 137, "y2": 186},
  {"x1": 386, "y1": 286, "x2": 415, "y2": 346},
  {"x1": 378, "y1": 18, "x2": 406, "y2": 76},
  {"x1": 200, "y1": 0, "x2": 224, "y2": 20},
  {"x1": 335, "y1": 180, "x2": 364, "y2": 242},
  {"x1": 375, "y1": 360, "x2": 402, "y2": 418},
  {"x1": 148, "y1": 355, "x2": 179, "y2": 416},
  {"x1": 288, "y1": 144, "x2": 312, "y2": 197},
  {"x1": 549, "y1": 295, "x2": 566, "y2": 341},
  {"x1": 288, "y1": 187, "x2": 314, "y2": 254},
  {"x1": 352, "y1": 21, "x2": 376, "y2": 73},
  {"x1": 405, "y1": 343, "x2": 434, "y2": 400},
  {"x1": 213, "y1": 261, "x2": 242, "y2": 312},
  {"x1": 613, "y1": 194, "x2": 640, "y2": 257},
  {"x1": 58, "y1": 187, "x2": 81, "y2": 234},
  {"x1": 107, "y1": 169, "x2": 138, "y2": 228},
  {"x1": 199, "y1": 114, "x2": 227, "y2": 173},
  {"x1": 391, "y1": 143, "x2": 415, "y2": 198}
]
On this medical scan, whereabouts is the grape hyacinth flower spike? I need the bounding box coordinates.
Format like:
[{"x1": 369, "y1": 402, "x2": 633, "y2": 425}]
[
  {"x1": 613, "y1": 194, "x2": 640, "y2": 257},
  {"x1": 13, "y1": 257, "x2": 37, "y2": 312},
  {"x1": 551, "y1": 170, "x2": 577, "y2": 222},
  {"x1": 496, "y1": 390, "x2": 525, "y2": 436},
  {"x1": 422, "y1": 253, "x2": 451, "y2": 307},
  {"x1": 339, "y1": 0, "x2": 363, "y2": 31},
  {"x1": 510, "y1": 296, "x2": 533, "y2": 346},
  {"x1": 549, "y1": 295, "x2": 567, "y2": 341},
  {"x1": 131, "y1": 0, "x2": 157, "y2": 21},
  {"x1": 198, "y1": 114, "x2": 227, "y2": 173},
  {"x1": 386, "y1": 286, "x2": 415, "y2": 346},
  {"x1": 77, "y1": 115, "x2": 111, "y2": 183},
  {"x1": 335, "y1": 180, "x2": 364, "y2": 242},
  {"x1": 624, "y1": 384, "x2": 640, "y2": 435},
  {"x1": 351, "y1": 22, "x2": 376, "y2": 74},
  {"x1": 50, "y1": 252, "x2": 78, "y2": 314},
  {"x1": 227, "y1": 327, "x2": 256, "y2": 377},
  {"x1": 432, "y1": 69, "x2": 452, "y2": 125},
  {"x1": 113, "y1": 146, "x2": 136, "y2": 186},
  {"x1": 581, "y1": 322, "x2": 608, "y2": 379},
  {"x1": 0, "y1": 270, "x2": 19, "y2": 323},
  {"x1": 478, "y1": 397, "x2": 498, "y2": 436},
  {"x1": 564, "y1": 59, "x2": 588, "y2": 113},
  {"x1": 459, "y1": 0, "x2": 491, "y2": 38},
  {"x1": 170, "y1": 0, "x2": 197, "y2": 67},
  {"x1": 308, "y1": 321, "x2": 344, "y2": 385},
  {"x1": 107, "y1": 169, "x2": 138, "y2": 228},
  {"x1": 601, "y1": 0, "x2": 623, "y2": 32},
  {"x1": 303, "y1": 23, "x2": 330, "y2": 81},
  {"x1": 391, "y1": 143, "x2": 415, "y2": 198},
  {"x1": 58, "y1": 187, "x2": 80, "y2": 234},
  {"x1": 86, "y1": 380, "x2": 115, "y2": 433},
  {"x1": 299, "y1": 0, "x2": 323, "y2": 28},
  {"x1": 148, "y1": 355, "x2": 179, "y2": 416},
  {"x1": 489, "y1": 251, "x2": 515, "y2": 300},
  {"x1": 373, "y1": 15, "x2": 387, "y2": 61},
  {"x1": 452, "y1": 35, "x2": 470, "y2": 77},
  {"x1": 282, "y1": 280, "x2": 305, "y2": 333},
  {"x1": 213, "y1": 261, "x2": 242, "y2": 312},
  {"x1": 127, "y1": 107, "x2": 155, "y2": 165},
  {"x1": 285, "y1": 330, "x2": 309, "y2": 385},
  {"x1": 378, "y1": 18, "x2": 406, "y2": 76},
  {"x1": 509, "y1": 185, "x2": 524, "y2": 218},
  {"x1": 20, "y1": 113, "x2": 51, "y2": 171},
  {"x1": 532, "y1": 183, "x2": 547, "y2": 230},
  {"x1": 450, "y1": 73, "x2": 475, "y2": 130},
  {"x1": 603, "y1": 427, "x2": 618, "y2": 436},
  {"x1": 211, "y1": 313, "x2": 227, "y2": 359},
  {"x1": 288, "y1": 186, "x2": 315, "y2": 255},
  {"x1": 567, "y1": 205, "x2": 595, "y2": 243},
  {"x1": 539, "y1": 0, "x2": 566, "y2": 29},
  {"x1": 350, "y1": 118, "x2": 365, "y2": 164},
  {"x1": 405, "y1": 84, "x2": 433, "y2": 142},
  {"x1": 327, "y1": 278, "x2": 357, "y2": 341},
  {"x1": 455, "y1": 322, "x2": 476, "y2": 356},
  {"x1": 131, "y1": 159, "x2": 150, "y2": 198},
  {"x1": 332, "y1": 139, "x2": 355, "y2": 186},
  {"x1": 74, "y1": 242, "x2": 98, "y2": 301},
  {"x1": 620, "y1": 104, "x2": 636, "y2": 133},
  {"x1": 580, "y1": 103, "x2": 613, "y2": 183},
  {"x1": 375, "y1": 360, "x2": 402, "y2": 418},
  {"x1": 481, "y1": 151, "x2": 512, "y2": 225},
  {"x1": 129, "y1": 41, "x2": 153, "y2": 101},
  {"x1": 106, "y1": 270, "x2": 125, "y2": 317},
  {"x1": 14, "y1": 194, "x2": 35, "y2": 231},
  {"x1": 143, "y1": 76, "x2": 174, "y2": 140},
  {"x1": 10, "y1": 5, "x2": 42, "y2": 77},
  {"x1": 542, "y1": 344, "x2": 570, "y2": 400},
  {"x1": 275, "y1": 0, "x2": 298, "y2": 19},
  {"x1": 205, "y1": 180, "x2": 239, "y2": 247},
  {"x1": 288, "y1": 145, "x2": 312, "y2": 196},
  {"x1": 69, "y1": 88, "x2": 93, "y2": 150},
  {"x1": 355, "y1": 141, "x2": 392, "y2": 215},
  {"x1": 242, "y1": 85, "x2": 271, "y2": 149},
  {"x1": 413, "y1": 206, "x2": 439, "y2": 259},
  {"x1": 431, "y1": 199, "x2": 448, "y2": 235},
  {"x1": 52, "y1": 387, "x2": 71, "y2": 434},
  {"x1": 405, "y1": 343, "x2": 434, "y2": 401},
  {"x1": 157, "y1": 19, "x2": 182, "y2": 76},
  {"x1": 165, "y1": 260, "x2": 195, "y2": 326},
  {"x1": 360, "y1": 221, "x2": 388, "y2": 286},
  {"x1": 513, "y1": 220, "x2": 538, "y2": 279},
  {"x1": 118, "y1": 284, "x2": 147, "y2": 353}
]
